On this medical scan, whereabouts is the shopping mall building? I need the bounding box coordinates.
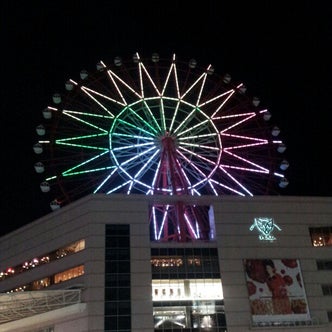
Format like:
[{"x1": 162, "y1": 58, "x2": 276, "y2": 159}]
[{"x1": 0, "y1": 193, "x2": 331, "y2": 332}]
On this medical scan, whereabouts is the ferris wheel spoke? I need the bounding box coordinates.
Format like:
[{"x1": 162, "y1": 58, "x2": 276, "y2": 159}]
[
  {"x1": 112, "y1": 141, "x2": 155, "y2": 152},
  {"x1": 63, "y1": 110, "x2": 113, "y2": 121},
  {"x1": 222, "y1": 132, "x2": 268, "y2": 144},
  {"x1": 179, "y1": 132, "x2": 218, "y2": 141},
  {"x1": 178, "y1": 146, "x2": 218, "y2": 166},
  {"x1": 209, "y1": 177, "x2": 250, "y2": 196},
  {"x1": 133, "y1": 149, "x2": 160, "y2": 180},
  {"x1": 169, "y1": 101, "x2": 181, "y2": 133},
  {"x1": 199, "y1": 89, "x2": 234, "y2": 109},
  {"x1": 126, "y1": 106, "x2": 160, "y2": 134},
  {"x1": 224, "y1": 141, "x2": 268, "y2": 150},
  {"x1": 177, "y1": 150, "x2": 212, "y2": 179},
  {"x1": 56, "y1": 132, "x2": 109, "y2": 145},
  {"x1": 217, "y1": 113, "x2": 256, "y2": 133},
  {"x1": 62, "y1": 111, "x2": 110, "y2": 133},
  {"x1": 56, "y1": 142, "x2": 107, "y2": 150},
  {"x1": 115, "y1": 146, "x2": 157, "y2": 167},
  {"x1": 209, "y1": 90, "x2": 236, "y2": 119},
  {"x1": 195, "y1": 71, "x2": 210, "y2": 106},
  {"x1": 80, "y1": 86, "x2": 125, "y2": 115},
  {"x1": 107, "y1": 67, "x2": 142, "y2": 100},
  {"x1": 148, "y1": 160, "x2": 162, "y2": 195},
  {"x1": 176, "y1": 119, "x2": 210, "y2": 137},
  {"x1": 221, "y1": 150, "x2": 270, "y2": 173},
  {"x1": 61, "y1": 151, "x2": 112, "y2": 176},
  {"x1": 184, "y1": 213, "x2": 199, "y2": 239},
  {"x1": 115, "y1": 118, "x2": 156, "y2": 138},
  {"x1": 216, "y1": 166, "x2": 254, "y2": 195},
  {"x1": 111, "y1": 132, "x2": 154, "y2": 142},
  {"x1": 139, "y1": 62, "x2": 161, "y2": 96},
  {"x1": 180, "y1": 142, "x2": 219, "y2": 152},
  {"x1": 106, "y1": 180, "x2": 132, "y2": 194},
  {"x1": 155, "y1": 205, "x2": 170, "y2": 240},
  {"x1": 180, "y1": 72, "x2": 206, "y2": 100},
  {"x1": 162, "y1": 60, "x2": 180, "y2": 98},
  {"x1": 138, "y1": 99, "x2": 163, "y2": 132},
  {"x1": 158, "y1": 98, "x2": 167, "y2": 131},
  {"x1": 175, "y1": 155, "x2": 217, "y2": 190},
  {"x1": 173, "y1": 107, "x2": 197, "y2": 134},
  {"x1": 93, "y1": 168, "x2": 119, "y2": 193}
]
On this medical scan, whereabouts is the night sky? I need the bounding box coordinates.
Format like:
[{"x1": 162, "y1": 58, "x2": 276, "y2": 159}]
[{"x1": 1, "y1": 1, "x2": 331, "y2": 236}]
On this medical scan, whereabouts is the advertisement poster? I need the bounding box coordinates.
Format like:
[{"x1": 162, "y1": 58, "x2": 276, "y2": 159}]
[{"x1": 243, "y1": 259, "x2": 310, "y2": 323}]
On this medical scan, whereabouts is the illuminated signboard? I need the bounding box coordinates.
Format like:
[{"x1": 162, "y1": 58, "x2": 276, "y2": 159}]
[{"x1": 249, "y1": 217, "x2": 281, "y2": 241}]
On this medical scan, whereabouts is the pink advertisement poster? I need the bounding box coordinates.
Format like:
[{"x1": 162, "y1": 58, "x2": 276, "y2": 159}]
[{"x1": 243, "y1": 259, "x2": 310, "y2": 323}]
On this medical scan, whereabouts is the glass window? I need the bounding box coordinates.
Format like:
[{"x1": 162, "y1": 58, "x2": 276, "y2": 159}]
[
  {"x1": 105, "y1": 248, "x2": 130, "y2": 260},
  {"x1": 317, "y1": 260, "x2": 332, "y2": 270},
  {"x1": 105, "y1": 302, "x2": 118, "y2": 315},
  {"x1": 31, "y1": 277, "x2": 51, "y2": 290},
  {"x1": 118, "y1": 315, "x2": 131, "y2": 329},
  {"x1": 104, "y1": 316, "x2": 118, "y2": 330},
  {"x1": 54, "y1": 265, "x2": 84, "y2": 283},
  {"x1": 118, "y1": 301, "x2": 131, "y2": 315},
  {"x1": 149, "y1": 204, "x2": 215, "y2": 242},
  {"x1": 105, "y1": 288, "x2": 118, "y2": 300},
  {"x1": 106, "y1": 224, "x2": 130, "y2": 236},
  {"x1": 105, "y1": 236, "x2": 130, "y2": 248},
  {"x1": 105, "y1": 224, "x2": 131, "y2": 331},
  {"x1": 153, "y1": 301, "x2": 227, "y2": 331},
  {"x1": 309, "y1": 227, "x2": 332, "y2": 247},
  {"x1": 328, "y1": 311, "x2": 332, "y2": 322},
  {"x1": 151, "y1": 248, "x2": 220, "y2": 279},
  {"x1": 151, "y1": 247, "x2": 226, "y2": 331},
  {"x1": 6, "y1": 265, "x2": 84, "y2": 293},
  {"x1": 105, "y1": 273, "x2": 130, "y2": 287},
  {"x1": 322, "y1": 284, "x2": 332, "y2": 296},
  {"x1": 0, "y1": 239, "x2": 85, "y2": 282}
]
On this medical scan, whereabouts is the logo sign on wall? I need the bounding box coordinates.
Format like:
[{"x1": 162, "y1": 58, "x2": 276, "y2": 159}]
[{"x1": 249, "y1": 217, "x2": 281, "y2": 241}]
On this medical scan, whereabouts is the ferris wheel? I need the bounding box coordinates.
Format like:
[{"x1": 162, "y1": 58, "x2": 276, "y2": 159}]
[{"x1": 33, "y1": 52, "x2": 289, "y2": 241}]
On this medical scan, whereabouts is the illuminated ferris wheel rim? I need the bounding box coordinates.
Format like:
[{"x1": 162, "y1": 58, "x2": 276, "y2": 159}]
[{"x1": 33, "y1": 52, "x2": 289, "y2": 211}]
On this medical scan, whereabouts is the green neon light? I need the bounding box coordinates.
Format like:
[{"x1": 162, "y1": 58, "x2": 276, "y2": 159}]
[
  {"x1": 56, "y1": 142, "x2": 108, "y2": 151},
  {"x1": 127, "y1": 106, "x2": 159, "y2": 134},
  {"x1": 62, "y1": 151, "x2": 110, "y2": 176}
]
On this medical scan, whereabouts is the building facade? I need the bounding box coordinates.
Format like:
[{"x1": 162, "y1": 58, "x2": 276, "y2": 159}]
[{"x1": 0, "y1": 194, "x2": 332, "y2": 332}]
